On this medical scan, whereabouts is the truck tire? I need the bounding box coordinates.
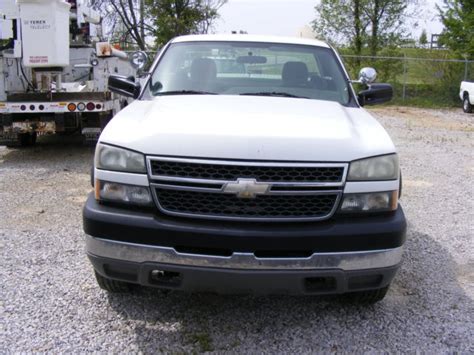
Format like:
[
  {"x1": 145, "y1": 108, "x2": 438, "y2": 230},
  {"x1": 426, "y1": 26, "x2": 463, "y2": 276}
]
[
  {"x1": 463, "y1": 94, "x2": 473, "y2": 113},
  {"x1": 19, "y1": 132, "x2": 37, "y2": 146},
  {"x1": 345, "y1": 285, "x2": 389, "y2": 304},
  {"x1": 94, "y1": 271, "x2": 133, "y2": 293}
]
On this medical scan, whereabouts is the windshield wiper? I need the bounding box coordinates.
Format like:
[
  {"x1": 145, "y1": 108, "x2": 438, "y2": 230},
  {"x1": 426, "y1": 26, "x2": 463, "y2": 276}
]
[
  {"x1": 154, "y1": 90, "x2": 218, "y2": 96},
  {"x1": 240, "y1": 92, "x2": 309, "y2": 99}
]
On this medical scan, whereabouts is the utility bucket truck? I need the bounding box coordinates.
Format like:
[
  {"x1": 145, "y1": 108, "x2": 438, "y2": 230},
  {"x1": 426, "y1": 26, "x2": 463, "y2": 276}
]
[{"x1": 0, "y1": 0, "x2": 145, "y2": 146}]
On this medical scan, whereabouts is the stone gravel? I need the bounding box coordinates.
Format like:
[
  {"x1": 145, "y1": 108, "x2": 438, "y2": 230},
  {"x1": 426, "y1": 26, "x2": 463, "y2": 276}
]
[{"x1": 0, "y1": 107, "x2": 473, "y2": 353}]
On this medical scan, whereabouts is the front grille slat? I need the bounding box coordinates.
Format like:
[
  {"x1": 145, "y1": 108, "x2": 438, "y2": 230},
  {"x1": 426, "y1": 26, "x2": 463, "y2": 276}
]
[
  {"x1": 151, "y1": 161, "x2": 344, "y2": 183},
  {"x1": 155, "y1": 188, "x2": 338, "y2": 219}
]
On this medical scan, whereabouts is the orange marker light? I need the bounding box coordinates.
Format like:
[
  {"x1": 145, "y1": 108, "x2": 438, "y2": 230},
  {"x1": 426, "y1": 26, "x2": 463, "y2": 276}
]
[
  {"x1": 391, "y1": 190, "x2": 399, "y2": 210},
  {"x1": 94, "y1": 180, "x2": 101, "y2": 200}
]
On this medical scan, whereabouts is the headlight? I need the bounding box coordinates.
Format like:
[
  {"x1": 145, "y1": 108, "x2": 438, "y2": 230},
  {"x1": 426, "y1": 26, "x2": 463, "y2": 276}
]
[
  {"x1": 95, "y1": 144, "x2": 146, "y2": 173},
  {"x1": 95, "y1": 180, "x2": 153, "y2": 206},
  {"x1": 348, "y1": 154, "x2": 399, "y2": 181},
  {"x1": 340, "y1": 191, "x2": 398, "y2": 213}
]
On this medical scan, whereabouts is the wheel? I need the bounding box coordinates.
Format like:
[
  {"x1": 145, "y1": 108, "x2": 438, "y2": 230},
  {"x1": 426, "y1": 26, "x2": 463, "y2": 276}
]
[
  {"x1": 345, "y1": 285, "x2": 389, "y2": 304},
  {"x1": 94, "y1": 271, "x2": 132, "y2": 293},
  {"x1": 19, "y1": 132, "x2": 37, "y2": 146},
  {"x1": 463, "y1": 95, "x2": 473, "y2": 113}
]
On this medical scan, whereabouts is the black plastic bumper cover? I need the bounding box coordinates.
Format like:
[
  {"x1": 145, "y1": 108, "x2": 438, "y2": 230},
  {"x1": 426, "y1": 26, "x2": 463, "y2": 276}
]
[
  {"x1": 89, "y1": 254, "x2": 400, "y2": 295},
  {"x1": 83, "y1": 194, "x2": 407, "y2": 253}
]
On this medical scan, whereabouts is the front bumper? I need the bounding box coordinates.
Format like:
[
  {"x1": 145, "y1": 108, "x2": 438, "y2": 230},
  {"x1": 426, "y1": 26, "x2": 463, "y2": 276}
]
[{"x1": 84, "y1": 194, "x2": 406, "y2": 294}]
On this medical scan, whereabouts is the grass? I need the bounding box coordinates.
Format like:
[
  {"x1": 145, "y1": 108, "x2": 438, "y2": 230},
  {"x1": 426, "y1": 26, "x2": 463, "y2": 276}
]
[
  {"x1": 388, "y1": 97, "x2": 459, "y2": 108},
  {"x1": 341, "y1": 47, "x2": 472, "y2": 108},
  {"x1": 188, "y1": 332, "x2": 214, "y2": 353}
]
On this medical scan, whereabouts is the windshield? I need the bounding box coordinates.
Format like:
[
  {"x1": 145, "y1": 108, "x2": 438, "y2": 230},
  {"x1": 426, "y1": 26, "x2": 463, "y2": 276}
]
[{"x1": 145, "y1": 41, "x2": 351, "y2": 105}]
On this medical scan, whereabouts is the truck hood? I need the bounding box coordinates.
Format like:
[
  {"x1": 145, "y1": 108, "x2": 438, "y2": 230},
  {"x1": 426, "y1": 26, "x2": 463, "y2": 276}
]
[{"x1": 100, "y1": 95, "x2": 396, "y2": 162}]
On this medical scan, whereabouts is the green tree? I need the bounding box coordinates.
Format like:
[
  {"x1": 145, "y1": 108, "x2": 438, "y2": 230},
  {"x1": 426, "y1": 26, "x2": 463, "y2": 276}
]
[
  {"x1": 364, "y1": 0, "x2": 412, "y2": 56},
  {"x1": 312, "y1": 0, "x2": 368, "y2": 56},
  {"x1": 438, "y1": 0, "x2": 474, "y2": 58},
  {"x1": 146, "y1": 0, "x2": 227, "y2": 48},
  {"x1": 313, "y1": 0, "x2": 416, "y2": 56},
  {"x1": 94, "y1": 0, "x2": 150, "y2": 50},
  {"x1": 94, "y1": 0, "x2": 226, "y2": 50},
  {"x1": 419, "y1": 29, "x2": 428, "y2": 47}
]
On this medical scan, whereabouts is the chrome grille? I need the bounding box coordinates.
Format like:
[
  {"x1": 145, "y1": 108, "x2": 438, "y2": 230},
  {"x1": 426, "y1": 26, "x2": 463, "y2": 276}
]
[{"x1": 147, "y1": 157, "x2": 347, "y2": 222}]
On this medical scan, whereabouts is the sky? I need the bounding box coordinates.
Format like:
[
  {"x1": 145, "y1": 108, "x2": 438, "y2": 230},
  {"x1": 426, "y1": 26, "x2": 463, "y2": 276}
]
[{"x1": 215, "y1": 0, "x2": 445, "y2": 39}]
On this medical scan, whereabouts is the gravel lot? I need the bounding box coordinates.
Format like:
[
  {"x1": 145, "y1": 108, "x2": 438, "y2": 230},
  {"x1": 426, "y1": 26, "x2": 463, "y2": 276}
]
[{"x1": 1, "y1": 107, "x2": 473, "y2": 353}]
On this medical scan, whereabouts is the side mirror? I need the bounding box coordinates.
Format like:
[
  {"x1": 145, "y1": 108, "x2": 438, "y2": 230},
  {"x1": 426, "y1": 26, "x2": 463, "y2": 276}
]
[
  {"x1": 358, "y1": 83, "x2": 393, "y2": 106},
  {"x1": 108, "y1": 75, "x2": 141, "y2": 99},
  {"x1": 358, "y1": 67, "x2": 377, "y2": 84}
]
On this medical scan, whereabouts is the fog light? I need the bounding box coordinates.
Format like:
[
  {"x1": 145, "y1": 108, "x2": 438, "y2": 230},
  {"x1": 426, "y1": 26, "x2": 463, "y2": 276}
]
[
  {"x1": 340, "y1": 191, "x2": 398, "y2": 213},
  {"x1": 96, "y1": 180, "x2": 153, "y2": 206}
]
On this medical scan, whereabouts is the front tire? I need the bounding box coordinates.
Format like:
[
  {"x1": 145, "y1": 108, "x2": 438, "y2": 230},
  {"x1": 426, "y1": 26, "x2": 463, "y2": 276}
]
[
  {"x1": 345, "y1": 285, "x2": 389, "y2": 304},
  {"x1": 463, "y1": 95, "x2": 473, "y2": 113},
  {"x1": 94, "y1": 271, "x2": 133, "y2": 293}
]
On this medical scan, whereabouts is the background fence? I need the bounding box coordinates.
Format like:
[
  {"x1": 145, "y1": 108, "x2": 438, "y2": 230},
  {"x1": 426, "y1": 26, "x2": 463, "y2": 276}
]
[
  {"x1": 341, "y1": 54, "x2": 474, "y2": 107},
  {"x1": 139, "y1": 50, "x2": 473, "y2": 107}
]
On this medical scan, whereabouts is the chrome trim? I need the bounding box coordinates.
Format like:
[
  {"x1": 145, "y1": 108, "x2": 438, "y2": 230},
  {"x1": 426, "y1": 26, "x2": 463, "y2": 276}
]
[
  {"x1": 86, "y1": 235, "x2": 403, "y2": 271},
  {"x1": 146, "y1": 156, "x2": 349, "y2": 187},
  {"x1": 150, "y1": 184, "x2": 342, "y2": 222},
  {"x1": 344, "y1": 180, "x2": 400, "y2": 194},
  {"x1": 151, "y1": 182, "x2": 342, "y2": 196},
  {"x1": 152, "y1": 182, "x2": 223, "y2": 193},
  {"x1": 95, "y1": 169, "x2": 149, "y2": 187}
]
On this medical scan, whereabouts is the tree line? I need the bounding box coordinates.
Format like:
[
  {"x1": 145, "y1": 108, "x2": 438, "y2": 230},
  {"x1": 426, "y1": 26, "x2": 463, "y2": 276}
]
[
  {"x1": 94, "y1": 0, "x2": 472, "y2": 60},
  {"x1": 312, "y1": 0, "x2": 473, "y2": 59}
]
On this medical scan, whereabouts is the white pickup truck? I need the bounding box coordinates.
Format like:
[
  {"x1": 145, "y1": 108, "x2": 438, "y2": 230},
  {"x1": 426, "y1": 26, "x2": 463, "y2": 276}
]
[
  {"x1": 83, "y1": 35, "x2": 406, "y2": 303},
  {"x1": 460, "y1": 81, "x2": 474, "y2": 113}
]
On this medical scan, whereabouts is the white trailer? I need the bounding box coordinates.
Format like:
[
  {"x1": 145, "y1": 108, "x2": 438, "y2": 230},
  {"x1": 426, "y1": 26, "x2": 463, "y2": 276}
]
[{"x1": 0, "y1": 0, "x2": 143, "y2": 146}]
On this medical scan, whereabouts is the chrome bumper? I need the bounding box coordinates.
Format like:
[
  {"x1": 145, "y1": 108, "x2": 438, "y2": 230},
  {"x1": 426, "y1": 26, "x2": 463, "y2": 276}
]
[{"x1": 85, "y1": 235, "x2": 403, "y2": 271}]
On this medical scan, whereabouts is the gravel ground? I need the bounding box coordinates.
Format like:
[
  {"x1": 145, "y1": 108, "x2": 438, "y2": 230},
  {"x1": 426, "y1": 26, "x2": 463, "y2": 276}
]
[{"x1": 1, "y1": 107, "x2": 473, "y2": 353}]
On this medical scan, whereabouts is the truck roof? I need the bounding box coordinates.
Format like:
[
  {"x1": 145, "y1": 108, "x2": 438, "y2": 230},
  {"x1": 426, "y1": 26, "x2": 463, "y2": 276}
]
[{"x1": 171, "y1": 34, "x2": 330, "y2": 48}]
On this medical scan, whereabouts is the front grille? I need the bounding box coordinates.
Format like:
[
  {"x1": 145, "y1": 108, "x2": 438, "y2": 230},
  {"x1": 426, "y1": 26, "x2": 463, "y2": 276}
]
[
  {"x1": 154, "y1": 188, "x2": 339, "y2": 220},
  {"x1": 148, "y1": 157, "x2": 347, "y2": 221},
  {"x1": 150, "y1": 160, "x2": 344, "y2": 183}
]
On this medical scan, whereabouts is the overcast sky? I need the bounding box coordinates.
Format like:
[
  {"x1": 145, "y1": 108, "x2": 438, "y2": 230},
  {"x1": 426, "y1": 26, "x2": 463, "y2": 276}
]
[{"x1": 215, "y1": 0, "x2": 445, "y2": 39}]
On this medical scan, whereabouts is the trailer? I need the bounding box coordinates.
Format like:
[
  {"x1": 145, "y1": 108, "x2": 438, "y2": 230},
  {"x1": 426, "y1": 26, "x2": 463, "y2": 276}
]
[{"x1": 0, "y1": 0, "x2": 143, "y2": 146}]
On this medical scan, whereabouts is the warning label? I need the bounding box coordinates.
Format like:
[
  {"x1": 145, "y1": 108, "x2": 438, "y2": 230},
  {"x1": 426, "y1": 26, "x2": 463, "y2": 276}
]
[{"x1": 29, "y1": 56, "x2": 49, "y2": 64}]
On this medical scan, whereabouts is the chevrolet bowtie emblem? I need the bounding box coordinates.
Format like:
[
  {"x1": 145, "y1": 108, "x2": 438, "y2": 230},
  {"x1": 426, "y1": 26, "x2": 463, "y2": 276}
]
[{"x1": 223, "y1": 179, "x2": 270, "y2": 199}]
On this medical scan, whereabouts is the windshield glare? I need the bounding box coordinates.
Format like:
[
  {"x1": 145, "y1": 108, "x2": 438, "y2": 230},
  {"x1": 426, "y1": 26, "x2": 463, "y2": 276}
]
[{"x1": 146, "y1": 41, "x2": 351, "y2": 105}]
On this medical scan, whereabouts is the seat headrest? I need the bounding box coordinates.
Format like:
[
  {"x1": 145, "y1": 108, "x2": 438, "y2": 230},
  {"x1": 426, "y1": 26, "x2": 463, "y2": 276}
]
[
  {"x1": 190, "y1": 58, "x2": 217, "y2": 82},
  {"x1": 282, "y1": 61, "x2": 309, "y2": 86}
]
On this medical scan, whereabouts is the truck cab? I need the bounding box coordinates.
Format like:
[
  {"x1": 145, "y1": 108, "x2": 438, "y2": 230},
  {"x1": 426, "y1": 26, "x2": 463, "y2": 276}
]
[{"x1": 84, "y1": 35, "x2": 406, "y2": 303}]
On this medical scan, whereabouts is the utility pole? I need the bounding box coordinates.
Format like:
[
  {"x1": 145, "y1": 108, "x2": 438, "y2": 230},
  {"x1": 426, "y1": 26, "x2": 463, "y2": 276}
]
[{"x1": 140, "y1": 0, "x2": 145, "y2": 47}]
